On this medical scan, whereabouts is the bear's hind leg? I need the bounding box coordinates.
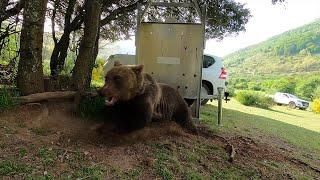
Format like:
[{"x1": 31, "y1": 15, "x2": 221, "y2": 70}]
[{"x1": 173, "y1": 103, "x2": 198, "y2": 134}]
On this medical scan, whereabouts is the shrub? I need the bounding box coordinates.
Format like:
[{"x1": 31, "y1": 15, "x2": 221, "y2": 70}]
[
  {"x1": 296, "y1": 77, "x2": 320, "y2": 100},
  {"x1": 91, "y1": 58, "x2": 105, "y2": 88},
  {"x1": 76, "y1": 96, "x2": 106, "y2": 121},
  {"x1": 248, "y1": 82, "x2": 262, "y2": 91},
  {"x1": 271, "y1": 78, "x2": 296, "y2": 94},
  {"x1": 234, "y1": 82, "x2": 248, "y2": 90},
  {"x1": 0, "y1": 87, "x2": 17, "y2": 112},
  {"x1": 236, "y1": 90, "x2": 273, "y2": 109},
  {"x1": 226, "y1": 86, "x2": 236, "y2": 97},
  {"x1": 314, "y1": 86, "x2": 320, "y2": 99},
  {"x1": 311, "y1": 99, "x2": 320, "y2": 113}
]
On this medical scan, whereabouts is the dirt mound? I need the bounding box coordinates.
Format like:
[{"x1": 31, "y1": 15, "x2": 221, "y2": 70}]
[
  {"x1": 0, "y1": 100, "x2": 319, "y2": 179},
  {"x1": 3, "y1": 100, "x2": 190, "y2": 146}
]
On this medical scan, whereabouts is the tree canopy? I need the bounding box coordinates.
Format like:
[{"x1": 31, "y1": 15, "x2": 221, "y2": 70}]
[{"x1": 0, "y1": 0, "x2": 286, "y2": 94}]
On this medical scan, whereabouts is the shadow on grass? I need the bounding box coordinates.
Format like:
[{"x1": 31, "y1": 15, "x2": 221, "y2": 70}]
[
  {"x1": 268, "y1": 108, "x2": 304, "y2": 118},
  {"x1": 201, "y1": 104, "x2": 320, "y2": 154}
]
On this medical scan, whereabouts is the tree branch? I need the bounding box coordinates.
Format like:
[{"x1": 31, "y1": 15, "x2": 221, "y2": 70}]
[
  {"x1": 0, "y1": 0, "x2": 25, "y2": 22},
  {"x1": 100, "y1": 2, "x2": 140, "y2": 27},
  {"x1": 51, "y1": 0, "x2": 59, "y2": 45}
]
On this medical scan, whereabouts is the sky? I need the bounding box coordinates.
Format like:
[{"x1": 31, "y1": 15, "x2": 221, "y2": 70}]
[{"x1": 104, "y1": 0, "x2": 320, "y2": 58}]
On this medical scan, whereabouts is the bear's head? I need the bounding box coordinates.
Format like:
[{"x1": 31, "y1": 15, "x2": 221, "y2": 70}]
[{"x1": 98, "y1": 61, "x2": 145, "y2": 106}]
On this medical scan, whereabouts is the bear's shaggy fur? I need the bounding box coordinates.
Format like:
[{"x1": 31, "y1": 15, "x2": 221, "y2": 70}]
[{"x1": 98, "y1": 61, "x2": 197, "y2": 133}]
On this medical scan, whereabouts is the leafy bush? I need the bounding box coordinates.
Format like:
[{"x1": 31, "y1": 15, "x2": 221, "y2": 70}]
[
  {"x1": 313, "y1": 86, "x2": 320, "y2": 99},
  {"x1": 43, "y1": 55, "x2": 76, "y2": 76},
  {"x1": 77, "y1": 96, "x2": 106, "y2": 121},
  {"x1": 236, "y1": 90, "x2": 273, "y2": 109},
  {"x1": 0, "y1": 88, "x2": 17, "y2": 112},
  {"x1": 311, "y1": 99, "x2": 320, "y2": 114},
  {"x1": 91, "y1": 58, "x2": 105, "y2": 88},
  {"x1": 270, "y1": 78, "x2": 296, "y2": 94},
  {"x1": 295, "y1": 77, "x2": 320, "y2": 100},
  {"x1": 248, "y1": 82, "x2": 262, "y2": 91},
  {"x1": 226, "y1": 86, "x2": 236, "y2": 97}
]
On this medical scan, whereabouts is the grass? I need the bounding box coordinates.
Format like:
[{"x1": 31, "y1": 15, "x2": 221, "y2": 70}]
[
  {"x1": 1, "y1": 95, "x2": 320, "y2": 179},
  {"x1": 0, "y1": 87, "x2": 17, "y2": 112},
  {"x1": 235, "y1": 90, "x2": 273, "y2": 109},
  {"x1": 201, "y1": 98, "x2": 320, "y2": 157},
  {"x1": 73, "y1": 166, "x2": 105, "y2": 179},
  {"x1": 0, "y1": 161, "x2": 33, "y2": 176},
  {"x1": 38, "y1": 148, "x2": 58, "y2": 166}
]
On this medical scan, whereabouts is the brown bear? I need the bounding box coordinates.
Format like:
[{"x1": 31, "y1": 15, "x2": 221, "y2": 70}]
[{"x1": 98, "y1": 61, "x2": 197, "y2": 133}]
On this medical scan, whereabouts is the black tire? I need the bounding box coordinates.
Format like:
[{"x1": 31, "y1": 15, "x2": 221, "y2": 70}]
[
  {"x1": 288, "y1": 101, "x2": 296, "y2": 109},
  {"x1": 201, "y1": 84, "x2": 210, "y2": 105}
]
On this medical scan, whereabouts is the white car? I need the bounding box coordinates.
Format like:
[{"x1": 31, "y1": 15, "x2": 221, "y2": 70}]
[
  {"x1": 273, "y1": 92, "x2": 309, "y2": 110},
  {"x1": 104, "y1": 54, "x2": 228, "y2": 105},
  {"x1": 201, "y1": 54, "x2": 228, "y2": 105}
]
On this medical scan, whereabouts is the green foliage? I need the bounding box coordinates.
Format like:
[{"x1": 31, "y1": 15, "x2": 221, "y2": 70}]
[
  {"x1": 224, "y1": 19, "x2": 320, "y2": 75},
  {"x1": 185, "y1": 170, "x2": 204, "y2": 180},
  {"x1": 74, "y1": 166, "x2": 104, "y2": 179},
  {"x1": 76, "y1": 96, "x2": 106, "y2": 121},
  {"x1": 311, "y1": 99, "x2": 320, "y2": 113},
  {"x1": 0, "y1": 32, "x2": 19, "y2": 65},
  {"x1": 226, "y1": 86, "x2": 235, "y2": 97},
  {"x1": 0, "y1": 87, "x2": 17, "y2": 112},
  {"x1": 270, "y1": 78, "x2": 296, "y2": 94},
  {"x1": 42, "y1": 60, "x2": 51, "y2": 76},
  {"x1": 314, "y1": 87, "x2": 320, "y2": 99},
  {"x1": 91, "y1": 58, "x2": 105, "y2": 88},
  {"x1": 38, "y1": 147, "x2": 58, "y2": 166},
  {"x1": 18, "y1": 148, "x2": 28, "y2": 158},
  {"x1": 43, "y1": 56, "x2": 76, "y2": 76},
  {"x1": 295, "y1": 77, "x2": 320, "y2": 100},
  {"x1": 228, "y1": 73, "x2": 320, "y2": 101},
  {"x1": 0, "y1": 161, "x2": 33, "y2": 176},
  {"x1": 236, "y1": 90, "x2": 273, "y2": 109}
]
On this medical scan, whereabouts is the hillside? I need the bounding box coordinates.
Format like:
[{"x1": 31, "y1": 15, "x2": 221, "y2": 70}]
[{"x1": 224, "y1": 19, "x2": 320, "y2": 76}]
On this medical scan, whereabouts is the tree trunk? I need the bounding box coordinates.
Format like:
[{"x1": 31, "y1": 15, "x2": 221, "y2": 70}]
[
  {"x1": 17, "y1": 0, "x2": 47, "y2": 95},
  {"x1": 50, "y1": 32, "x2": 71, "y2": 77},
  {"x1": 50, "y1": 0, "x2": 77, "y2": 77},
  {"x1": 72, "y1": 0, "x2": 101, "y2": 91},
  {"x1": 15, "y1": 91, "x2": 98, "y2": 104}
]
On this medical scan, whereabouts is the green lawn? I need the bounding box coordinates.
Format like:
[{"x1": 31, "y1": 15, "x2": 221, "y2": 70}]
[{"x1": 201, "y1": 99, "x2": 320, "y2": 158}]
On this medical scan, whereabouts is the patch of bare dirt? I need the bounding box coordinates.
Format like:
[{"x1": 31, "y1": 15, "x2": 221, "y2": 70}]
[{"x1": 0, "y1": 100, "x2": 319, "y2": 179}]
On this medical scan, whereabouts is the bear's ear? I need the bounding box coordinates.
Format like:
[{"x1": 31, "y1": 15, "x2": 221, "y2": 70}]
[
  {"x1": 114, "y1": 61, "x2": 122, "y2": 66},
  {"x1": 131, "y1": 64, "x2": 144, "y2": 75}
]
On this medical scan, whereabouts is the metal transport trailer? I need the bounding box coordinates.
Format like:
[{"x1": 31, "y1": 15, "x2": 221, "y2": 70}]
[{"x1": 135, "y1": 0, "x2": 206, "y2": 120}]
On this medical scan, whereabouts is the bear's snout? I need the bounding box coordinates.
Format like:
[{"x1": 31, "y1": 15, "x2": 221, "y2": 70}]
[{"x1": 98, "y1": 85, "x2": 120, "y2": 106}]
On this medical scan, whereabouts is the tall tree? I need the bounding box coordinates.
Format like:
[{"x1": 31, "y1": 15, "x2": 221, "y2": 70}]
[
  {"x1": 17, "y1": 0, "x2": 48, "y2": 95},
  {"x1": 72, "y1": 0, "x2": 101, "y2": 90},
  {"x1": 49, "y1": 0, "x2": 83, "y2": 77}
]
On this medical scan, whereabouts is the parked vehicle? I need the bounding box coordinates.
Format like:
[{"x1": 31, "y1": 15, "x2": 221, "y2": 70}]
[
  {"x1": 201, "y1": 54, "x2": 228, "y2": 105},
  {"x1": 273, "y1": 92, "x2": 309, "y2": 110},
  {"x1": 104, "y1": 54, "x2": 228, "y2": 105}
]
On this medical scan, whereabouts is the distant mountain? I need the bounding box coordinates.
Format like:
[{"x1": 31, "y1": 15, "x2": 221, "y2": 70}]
[{"x1": 223, "y1": 19, "x2": 320, "y2": 76}]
